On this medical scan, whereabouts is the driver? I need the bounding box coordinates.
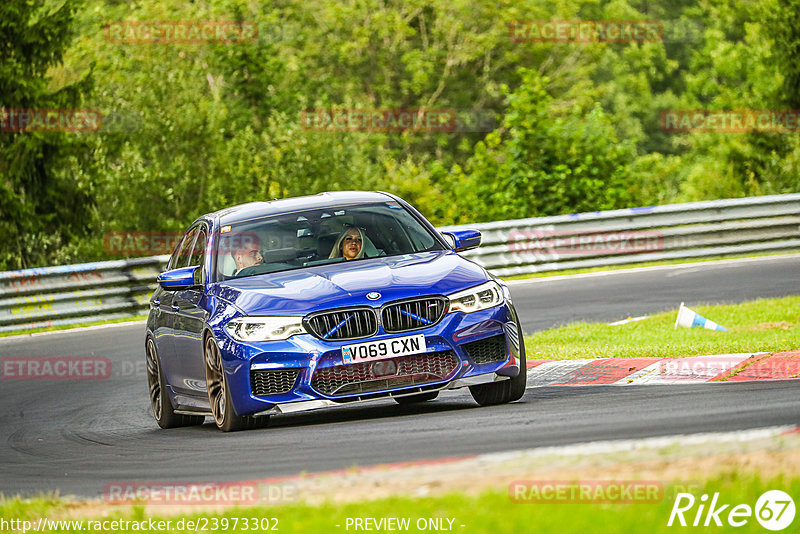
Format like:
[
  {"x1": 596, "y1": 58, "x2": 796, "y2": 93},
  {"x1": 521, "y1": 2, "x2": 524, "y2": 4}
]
[{"x1": 232, "y1": 241, "x2": 263, "y2": 275}]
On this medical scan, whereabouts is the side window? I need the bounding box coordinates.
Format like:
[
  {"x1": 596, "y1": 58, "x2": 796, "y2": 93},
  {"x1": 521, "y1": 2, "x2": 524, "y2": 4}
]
[
  {"x1": 188, "y1": 228, "x2": 206, "y2": 268},
  {"x1": 168, "y1": 229, "x2": 190, "y2": 270},
  {"x1": 172, "y1": 226, "x2": 199, "y2": 269}
]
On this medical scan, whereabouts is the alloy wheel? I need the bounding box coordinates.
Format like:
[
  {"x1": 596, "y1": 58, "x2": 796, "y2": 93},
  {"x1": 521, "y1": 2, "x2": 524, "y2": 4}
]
[
  {"x1": 205, "y1": 336, "x2": 226, "y2": 426},
  {"x1": 145, "y1": 338, "x2": 162, "y2": 420}
]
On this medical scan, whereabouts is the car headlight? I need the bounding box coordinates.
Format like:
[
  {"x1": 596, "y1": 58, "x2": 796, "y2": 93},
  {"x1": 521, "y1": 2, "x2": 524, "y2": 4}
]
[
  {"x1": 225, "y1": 317, "x2": 307, "y2": 342},
  {"x1": 447, "y1": 281, "x2": 504, "y2": 313}
]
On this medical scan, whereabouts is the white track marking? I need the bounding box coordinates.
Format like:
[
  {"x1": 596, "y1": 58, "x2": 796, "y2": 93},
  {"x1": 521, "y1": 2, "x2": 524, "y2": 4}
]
[{"x1": 608, "y1": 315, "x2": 649, "y2": 326}]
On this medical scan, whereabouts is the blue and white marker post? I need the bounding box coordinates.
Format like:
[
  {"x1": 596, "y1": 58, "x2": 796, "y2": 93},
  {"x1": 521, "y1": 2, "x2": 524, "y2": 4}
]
[{"x1": 674, "y1": 302, "x2": 727, "y2": 331}]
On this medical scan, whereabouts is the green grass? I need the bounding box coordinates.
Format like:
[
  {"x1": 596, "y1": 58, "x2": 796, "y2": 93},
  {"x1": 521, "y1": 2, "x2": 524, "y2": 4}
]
[
  {"x1": 1, "y1": 473, "x2": 797, "y2": 533},
  {"x1": 502, "y1": 251, "x2": 799, "y2": 281},
  {"x1": 524, "y1": 296, "x2": 800, "y2": 360},
  {"x1": 0, "y1": 315, "x2": 147, "y2": 338}
]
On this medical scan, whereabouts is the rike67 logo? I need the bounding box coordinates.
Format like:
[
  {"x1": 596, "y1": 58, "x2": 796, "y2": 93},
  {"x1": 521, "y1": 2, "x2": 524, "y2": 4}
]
[{"x1": 668, "y1": 490, "x2": 795, "y2": 531}]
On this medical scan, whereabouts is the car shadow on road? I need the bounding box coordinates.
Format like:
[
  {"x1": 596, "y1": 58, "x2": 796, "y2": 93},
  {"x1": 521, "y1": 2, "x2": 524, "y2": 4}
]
[{"x1": 192, "y1": 395, "x2": 496, "y2": 434}]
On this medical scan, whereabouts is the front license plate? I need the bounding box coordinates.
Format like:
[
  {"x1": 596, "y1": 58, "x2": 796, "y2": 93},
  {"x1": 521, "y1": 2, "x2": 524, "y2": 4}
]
[{"x1": 342, "y1": 334, "x2": 427, "y2": 364}]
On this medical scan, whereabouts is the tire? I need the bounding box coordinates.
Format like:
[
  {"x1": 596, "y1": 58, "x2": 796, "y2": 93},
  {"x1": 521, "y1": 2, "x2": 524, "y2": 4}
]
[
  {"x1": 469, "y1": 324, "x2": 527, "y2": 406},
  {"x1": 394, "y1": 391, "x2": 439, "y2": 405},
  {"x1": 204, "y1": 334, "x2": 269, "y2": 432},
  {"x1": 145, "y1": 337, "x2": 205, "y2": 428}
]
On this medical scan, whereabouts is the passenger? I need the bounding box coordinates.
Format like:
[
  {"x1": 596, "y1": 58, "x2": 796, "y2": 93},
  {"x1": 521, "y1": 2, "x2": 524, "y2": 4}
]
[
  {"x1": 232, "y1": 241, "x2": 263, "y2": 275},
  {"x1": 329, "y1": 227, "x2": 366, "y2": 261}
]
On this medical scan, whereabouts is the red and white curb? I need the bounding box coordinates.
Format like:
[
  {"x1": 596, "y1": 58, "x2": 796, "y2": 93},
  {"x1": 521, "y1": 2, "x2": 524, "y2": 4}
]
[{"x1": 526, "y1": 351, "x2": 800, "y2": 387}]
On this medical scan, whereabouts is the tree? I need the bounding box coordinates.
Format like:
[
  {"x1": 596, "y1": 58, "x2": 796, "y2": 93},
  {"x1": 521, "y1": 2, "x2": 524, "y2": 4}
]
[
  {"x1": 456, "y1": 69, "x2": 634, "y2": 222},
  {"x1": 672, "y1": 0, "x2": 800, "y2": 201},
  {"x1": 0, "y1": 0, "x2": 93, "y2": 269}
]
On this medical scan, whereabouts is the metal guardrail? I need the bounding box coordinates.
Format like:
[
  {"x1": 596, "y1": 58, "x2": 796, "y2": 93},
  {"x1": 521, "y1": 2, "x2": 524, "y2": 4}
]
[
  {"x1": 445, "y1": 193, "x2": 800, "y2": 277},
  {"x1": 1, "y1": 194, "x2": 798, "y2": 333},
  {"x1": 0, "y1": 256, "x2": 169, "y2": 333}
]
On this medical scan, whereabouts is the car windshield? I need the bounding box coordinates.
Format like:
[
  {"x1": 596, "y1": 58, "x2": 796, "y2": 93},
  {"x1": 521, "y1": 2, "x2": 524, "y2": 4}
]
[{"x1": 214, "y1": 201, "x2": 444, "y2": 280}]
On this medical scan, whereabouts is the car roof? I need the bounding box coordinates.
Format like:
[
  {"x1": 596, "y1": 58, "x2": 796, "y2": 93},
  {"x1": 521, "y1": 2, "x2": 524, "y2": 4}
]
[{"x1": 209, "y1": 191, "x2": 396, "y2": 226}]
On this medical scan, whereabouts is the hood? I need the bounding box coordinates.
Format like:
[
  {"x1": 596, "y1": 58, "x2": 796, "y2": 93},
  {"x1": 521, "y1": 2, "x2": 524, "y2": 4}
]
[{"x1": 210, "y1": 251, "x2": 489, "y2": 316}]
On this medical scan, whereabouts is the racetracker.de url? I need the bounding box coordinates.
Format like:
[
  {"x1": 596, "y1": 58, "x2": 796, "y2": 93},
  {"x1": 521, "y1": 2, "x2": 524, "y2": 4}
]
[{"x1": 0, "y1": 517, "x2": 279, "y2": 532}]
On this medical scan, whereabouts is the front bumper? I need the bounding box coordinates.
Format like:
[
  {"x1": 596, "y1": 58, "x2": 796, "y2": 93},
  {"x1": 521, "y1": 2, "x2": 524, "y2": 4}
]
[
  {"x1": 254, "y1": 371, "x2": 510, "y2": 416},
  {"x1": 214, "y1": 303, "x2": 522, "y2": 417}
]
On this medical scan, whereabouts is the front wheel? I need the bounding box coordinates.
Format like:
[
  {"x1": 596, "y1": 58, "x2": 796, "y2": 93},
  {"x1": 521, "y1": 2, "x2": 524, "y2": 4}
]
[
  {"x1": 204, "y1": 335, "x2": 269, "y2": 432},
  {"x1": 469, "y1": 325, "x2": 527, "y2": 406},
  {"x1": 146, "y1": 337, "x2": 204, "y2": 429}
]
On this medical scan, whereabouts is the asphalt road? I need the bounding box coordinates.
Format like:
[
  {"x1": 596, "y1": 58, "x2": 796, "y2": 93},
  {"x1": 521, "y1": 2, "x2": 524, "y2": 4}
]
[{"x1": 0, "y1": 255, "x2": 798, "y2": 498}]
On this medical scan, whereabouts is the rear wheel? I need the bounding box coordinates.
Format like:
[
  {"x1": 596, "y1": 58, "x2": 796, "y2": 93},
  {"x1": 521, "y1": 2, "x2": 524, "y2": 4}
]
[
  {"x1": 469, "y1": 325, "x2": 527, "y2": 406},
  {"x1": 204, "y1": 334, "x2": 269, "y2": 432},
  {"x1": 394, "y1": 391, "x2": 439, "y2": 405},
  {"x1": 145, "y1": 337, "x2": 204, "y2": 428}
]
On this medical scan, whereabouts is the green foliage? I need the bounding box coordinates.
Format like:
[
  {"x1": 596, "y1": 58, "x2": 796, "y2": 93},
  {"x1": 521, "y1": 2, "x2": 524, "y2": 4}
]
[
  {"x1": 0, "y1": 0, "x2": 93, "y2": 269},
  {"x1": 764, "y1": 0, "x2": 800, "y2": 109},
  {"x1": 662, "y1": 0, "x2": 800, "y2": 201},
  {"x1": 457, "y1": 69, "x2": 634, "y2": 222},
  {"x1": 3, "y1": 0, "x2": 799, "y2": 267}
]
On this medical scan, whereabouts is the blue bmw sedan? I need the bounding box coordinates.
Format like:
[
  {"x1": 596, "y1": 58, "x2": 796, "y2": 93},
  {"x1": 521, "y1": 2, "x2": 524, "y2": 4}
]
[{"x1": 145, "y1": 191, "x2": 526, "y2": 431}]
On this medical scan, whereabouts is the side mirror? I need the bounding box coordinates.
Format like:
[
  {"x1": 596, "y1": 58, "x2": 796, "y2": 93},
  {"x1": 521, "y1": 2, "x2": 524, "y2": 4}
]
[
  {"x1": 158, "y1": 266, "x2": 202, "y2": 290},
  {"x1": 441, "y1": 230, "x2": 482, "y2": 252}
]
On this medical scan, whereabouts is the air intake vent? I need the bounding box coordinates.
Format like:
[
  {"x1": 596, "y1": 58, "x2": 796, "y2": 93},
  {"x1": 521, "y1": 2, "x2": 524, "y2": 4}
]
[
  {"x1": 251, "y1": 369, "x2": 301, "y2": 396},
  {"x1": 461, "y1": 334, "x2": 507, "y2": 365},
  {"x1": 304, "y1": 308, "x2": 378, "y2": 341},
  {"x1": 381, "y1": 297, "x2": 447, "y2": 333},
  {"x1": 311, "y1": 351, "x2": 459, "y2": 396}
]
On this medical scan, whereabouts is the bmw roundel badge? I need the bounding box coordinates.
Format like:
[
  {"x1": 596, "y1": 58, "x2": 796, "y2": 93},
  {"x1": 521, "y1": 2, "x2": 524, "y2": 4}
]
[{"x1": 366, "y1": 292, "x2": 381, "y2": 300}]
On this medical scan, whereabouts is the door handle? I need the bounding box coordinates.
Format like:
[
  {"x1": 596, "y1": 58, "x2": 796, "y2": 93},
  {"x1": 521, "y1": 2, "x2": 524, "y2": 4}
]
[
  {"x1": 152, "y1": 299, "x2": 160, "y2": 307},
  {"x1": 171, "y1": 304, "x2": 180, "y2": 312}
]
